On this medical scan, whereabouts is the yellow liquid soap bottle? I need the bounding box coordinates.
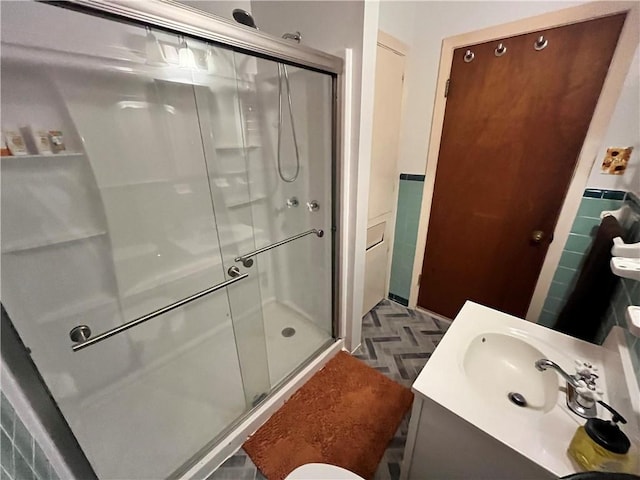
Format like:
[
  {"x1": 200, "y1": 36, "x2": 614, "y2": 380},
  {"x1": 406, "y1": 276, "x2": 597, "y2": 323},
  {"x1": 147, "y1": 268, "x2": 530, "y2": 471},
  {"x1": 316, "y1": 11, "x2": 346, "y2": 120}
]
[{"x1": 568, "y1": 400, "x2": 634, "y2": 474}]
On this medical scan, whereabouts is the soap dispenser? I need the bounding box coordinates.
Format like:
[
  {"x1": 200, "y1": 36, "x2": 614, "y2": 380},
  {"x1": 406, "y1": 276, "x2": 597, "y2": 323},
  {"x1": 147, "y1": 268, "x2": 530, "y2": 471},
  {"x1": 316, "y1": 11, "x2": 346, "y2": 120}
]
[{"x1": 568, "y1": 400, "x2": 633, "y2": 473}]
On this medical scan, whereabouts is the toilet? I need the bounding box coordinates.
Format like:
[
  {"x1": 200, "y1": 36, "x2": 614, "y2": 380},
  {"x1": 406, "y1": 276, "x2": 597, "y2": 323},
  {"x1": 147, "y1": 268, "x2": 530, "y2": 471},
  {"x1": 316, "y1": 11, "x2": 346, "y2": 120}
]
[{"x1": 285, "y1": 463, "x2": 365, "y2": 480}]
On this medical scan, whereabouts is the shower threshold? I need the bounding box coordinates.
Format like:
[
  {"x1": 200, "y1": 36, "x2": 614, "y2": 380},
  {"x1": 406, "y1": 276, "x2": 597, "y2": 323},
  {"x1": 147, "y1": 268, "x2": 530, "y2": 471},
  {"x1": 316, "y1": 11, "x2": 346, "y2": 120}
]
[{"x1": 171, "y1": 337, "x2": 342, "y2": 479}]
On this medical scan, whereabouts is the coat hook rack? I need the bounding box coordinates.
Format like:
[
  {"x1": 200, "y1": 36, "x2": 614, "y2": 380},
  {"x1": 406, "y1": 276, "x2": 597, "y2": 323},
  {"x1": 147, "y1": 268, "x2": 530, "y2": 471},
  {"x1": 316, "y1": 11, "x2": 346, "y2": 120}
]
[
  {"x1": 463, "y1": 50, "x2": 475, "y2": 63},
  {"x1": 495, "y1": 43, "x2": 507, "y2": 57},
  {"x1": 534, "y1": 35, "x2": 548, "y2": 51}
]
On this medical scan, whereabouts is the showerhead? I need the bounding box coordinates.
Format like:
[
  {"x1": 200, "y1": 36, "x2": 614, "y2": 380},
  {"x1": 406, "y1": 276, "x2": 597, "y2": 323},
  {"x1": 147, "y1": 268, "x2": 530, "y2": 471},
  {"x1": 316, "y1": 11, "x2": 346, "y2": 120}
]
[{"x1": 232, "y1": 9, "x2": 258, "y2": 29}]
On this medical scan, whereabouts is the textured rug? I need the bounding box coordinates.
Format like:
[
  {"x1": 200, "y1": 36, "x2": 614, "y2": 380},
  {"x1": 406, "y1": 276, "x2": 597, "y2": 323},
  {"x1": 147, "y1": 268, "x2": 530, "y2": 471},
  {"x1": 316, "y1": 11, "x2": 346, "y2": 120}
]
[{"x1": 243, "y1": 351, "x2": 414, "y2": 480}]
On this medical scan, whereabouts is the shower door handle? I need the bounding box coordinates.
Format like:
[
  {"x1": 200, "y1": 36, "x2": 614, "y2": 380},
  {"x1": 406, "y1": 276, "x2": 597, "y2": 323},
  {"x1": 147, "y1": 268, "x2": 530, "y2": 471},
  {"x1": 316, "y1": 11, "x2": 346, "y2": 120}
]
[
  {"x1": 235, "y1": 228, "x2": 324, "y2": 268},
  {"x1": 69, "y1": 273, "x2": 249, "y2": 352}
]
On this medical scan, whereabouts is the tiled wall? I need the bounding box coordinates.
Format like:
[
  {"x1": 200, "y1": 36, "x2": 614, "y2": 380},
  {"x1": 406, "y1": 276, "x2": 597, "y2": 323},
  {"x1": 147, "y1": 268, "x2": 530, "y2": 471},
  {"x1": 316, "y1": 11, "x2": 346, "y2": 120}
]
[
  {"x1": 596, "y1": 192, "x2": 640, "y2": 388},
  {"x1": 389, "y1": 174, "x2": 424, "y2": 306},
  {"x1": 538, "y1": 189, "x2": 626, "y2": 327},
  {"x1": 1, "y1": 392, "x2": 58, "y2": 480},
  {"x1": 597, "y1": 277, "x2": 640, "y2": 387},
  {"x1": 540, "y1": 190, "x2": 640, "y2": 389}
]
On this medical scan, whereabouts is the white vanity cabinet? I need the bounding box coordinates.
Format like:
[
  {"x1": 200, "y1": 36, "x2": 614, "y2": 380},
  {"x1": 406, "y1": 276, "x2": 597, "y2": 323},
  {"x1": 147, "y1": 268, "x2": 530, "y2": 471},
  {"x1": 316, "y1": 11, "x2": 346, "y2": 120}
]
[
  {"x1": 400, "y1": 301, "x2": 640, "y2": 479},
  {"x1": 401, "y1": 393, "x2": 555, "y2": 479}
]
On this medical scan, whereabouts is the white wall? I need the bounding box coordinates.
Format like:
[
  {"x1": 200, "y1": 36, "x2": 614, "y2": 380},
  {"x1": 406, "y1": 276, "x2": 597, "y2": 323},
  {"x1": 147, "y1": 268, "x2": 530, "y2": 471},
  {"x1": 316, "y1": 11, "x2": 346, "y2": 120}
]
[
  {"x1": 586, "y1": 46, "x2": 640, "y2": 193},
  {"x1": 378, "y1": 1, "x2": 417, "y2": 47},
  {"x1": 382, "y1": 1, "x2": 585, "y2": 175}
]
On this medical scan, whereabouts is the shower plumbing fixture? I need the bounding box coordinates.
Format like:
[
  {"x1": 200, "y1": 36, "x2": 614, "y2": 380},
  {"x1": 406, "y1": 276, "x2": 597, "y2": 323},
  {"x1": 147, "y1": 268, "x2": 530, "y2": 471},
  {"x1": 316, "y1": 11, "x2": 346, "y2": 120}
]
[{"x1": 232, "y1": 9, "x2": 302, "y2": 183}]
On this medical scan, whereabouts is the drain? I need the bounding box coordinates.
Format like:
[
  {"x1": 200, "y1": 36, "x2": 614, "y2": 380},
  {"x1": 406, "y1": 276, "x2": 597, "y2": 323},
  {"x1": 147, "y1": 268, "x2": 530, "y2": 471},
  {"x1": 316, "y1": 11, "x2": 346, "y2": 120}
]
[
  {"x1": 281, "y1": 327, "x2": 296, "y2": 338},
  {"x1": 508, "y1": 392, "x2": 527, "y2": 407}
]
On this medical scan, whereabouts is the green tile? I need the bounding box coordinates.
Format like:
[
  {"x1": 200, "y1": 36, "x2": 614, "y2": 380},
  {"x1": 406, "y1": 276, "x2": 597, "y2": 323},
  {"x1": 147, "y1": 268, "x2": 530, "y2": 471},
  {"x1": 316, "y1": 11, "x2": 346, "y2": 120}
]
[
  {"x1": 389, "y1": 264, "x2": 403, "y2": 297},
  {"x1": 404, "y1": 218, "x2": 420, "y2": 247},
  {"x1": 403, "y1": 180, "x2": 425, "y2": 198},
  {"x1": 547, "y1": 281, "x2": 570, "y2": 300},
  {"x1": 538, "y1": 310, "x2": 557, "y2": 327},
  {"x1": 558, "y1": 251, "x2": 584, "y2": 270},
  {"x1": 389, "y1": 263, "x2": 412, "y2": 300},
  {"x1": 553, "y1": 266, "x2": 577, "y2": 286},
  {"x1": 576, "y1": 197, "x2": 623, "y2": 219},
  {"x1": 570, "y1": 217, "x2": 600, "y2": 236},
  {"x1": 543, "y1": 296, "x2": 565, "y2": 314},
  {"x1": 564, "y1": 234, "x2": 592, "y2": 254}
]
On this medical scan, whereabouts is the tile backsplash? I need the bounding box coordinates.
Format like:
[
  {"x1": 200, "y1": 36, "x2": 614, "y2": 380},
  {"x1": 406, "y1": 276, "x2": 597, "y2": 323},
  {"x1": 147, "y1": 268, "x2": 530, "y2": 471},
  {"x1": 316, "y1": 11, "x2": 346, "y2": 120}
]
[
  {"x1": 1, "y1": 392, "x2": 58, "y2": 480},
  {"x1": 389, "y1": 174, "x2": 424, "y2": 306}
]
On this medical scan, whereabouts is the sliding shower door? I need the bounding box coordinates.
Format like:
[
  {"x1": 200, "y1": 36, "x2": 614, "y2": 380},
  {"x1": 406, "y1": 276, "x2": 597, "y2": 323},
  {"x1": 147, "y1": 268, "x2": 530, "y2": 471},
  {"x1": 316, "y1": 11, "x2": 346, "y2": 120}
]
[
  {"x1": 0, "y1": 3, "x2": 270, "y2": 478},
  {"x1": 193, "y1": 50, "x2": 334, "y2": 387},
  {"x1": 1, "y1": 1, "x2": 337, "y2": 478}
]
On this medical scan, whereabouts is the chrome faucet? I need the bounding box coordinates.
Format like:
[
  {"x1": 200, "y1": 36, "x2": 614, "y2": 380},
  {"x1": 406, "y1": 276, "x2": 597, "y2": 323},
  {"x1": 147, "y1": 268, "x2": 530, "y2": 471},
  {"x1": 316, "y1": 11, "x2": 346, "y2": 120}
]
[
  {"x1": 535, "y1": 359, "x2": 581, "y2": 388},
  {"x1": 535, "y1": 358, "x2": 599, "y2": 418}
]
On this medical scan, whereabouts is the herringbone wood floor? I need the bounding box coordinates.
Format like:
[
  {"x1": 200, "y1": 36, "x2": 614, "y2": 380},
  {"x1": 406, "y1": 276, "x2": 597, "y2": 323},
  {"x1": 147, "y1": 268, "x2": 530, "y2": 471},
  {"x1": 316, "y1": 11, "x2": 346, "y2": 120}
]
[{"x1": 210, "y1": 300, "x2": 450, "y2": 480}]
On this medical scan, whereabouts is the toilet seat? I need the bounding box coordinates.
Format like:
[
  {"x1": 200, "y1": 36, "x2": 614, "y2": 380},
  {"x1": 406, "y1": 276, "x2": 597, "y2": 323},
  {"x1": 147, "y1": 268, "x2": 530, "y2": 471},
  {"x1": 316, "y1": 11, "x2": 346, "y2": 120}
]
[{"x1": 284, "y1": 463, "x2": 365, "y2": 480}]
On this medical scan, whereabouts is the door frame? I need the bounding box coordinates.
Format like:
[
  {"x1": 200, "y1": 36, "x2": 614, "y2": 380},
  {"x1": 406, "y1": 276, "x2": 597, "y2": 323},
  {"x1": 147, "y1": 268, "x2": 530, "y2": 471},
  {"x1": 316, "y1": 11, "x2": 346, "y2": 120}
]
[{"x1": 409, "y1": 1, "x2": 639, "y2": 321}]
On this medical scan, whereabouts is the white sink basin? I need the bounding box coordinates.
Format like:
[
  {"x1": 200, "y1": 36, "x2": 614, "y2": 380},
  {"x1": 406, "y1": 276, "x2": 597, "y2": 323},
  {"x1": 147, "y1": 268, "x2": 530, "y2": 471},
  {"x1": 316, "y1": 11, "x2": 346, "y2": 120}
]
[
  {"x1": 463, "y1": 333, "x2": 558, "y2": 414},
  {"x1": 408, "y1": 302, "x2": 640, "y2": 478}
]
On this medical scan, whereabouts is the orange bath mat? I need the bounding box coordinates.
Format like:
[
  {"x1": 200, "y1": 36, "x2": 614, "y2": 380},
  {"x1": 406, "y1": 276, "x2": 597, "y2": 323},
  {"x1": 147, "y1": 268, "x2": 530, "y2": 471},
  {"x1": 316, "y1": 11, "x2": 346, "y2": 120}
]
[{"x1": 243, "y1": 351, "x2": 414, "y2": 480}]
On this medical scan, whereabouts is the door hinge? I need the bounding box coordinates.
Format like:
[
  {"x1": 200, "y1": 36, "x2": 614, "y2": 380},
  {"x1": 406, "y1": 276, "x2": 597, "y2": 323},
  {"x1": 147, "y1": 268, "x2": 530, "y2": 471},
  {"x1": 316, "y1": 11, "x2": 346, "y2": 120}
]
[
  {"x1": 418, "y1": 273, "x2": 422, "y2": 284},
  {"x1": 444, "y1": 79, "x2": 450, "y2": 98}
]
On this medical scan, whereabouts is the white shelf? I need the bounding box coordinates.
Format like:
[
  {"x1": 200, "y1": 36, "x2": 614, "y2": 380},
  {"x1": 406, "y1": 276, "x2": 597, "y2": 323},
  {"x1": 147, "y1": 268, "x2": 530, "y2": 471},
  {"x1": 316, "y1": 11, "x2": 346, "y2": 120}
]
[
  {"x1": 1, "y1": 153, "x2": 84, "y2": 161},
  {"x1": 2, "y1": 230, "x2": 107, "y2": 254},
  {"x1": 610, "y1": 257, "x2": 640, "y2": 281},
  {"x1": 611, "y1": 237, "x2": 640, "y2": 258},
  {"x1": 625, "y1": 306, "x2": 640, "y2": 337}
]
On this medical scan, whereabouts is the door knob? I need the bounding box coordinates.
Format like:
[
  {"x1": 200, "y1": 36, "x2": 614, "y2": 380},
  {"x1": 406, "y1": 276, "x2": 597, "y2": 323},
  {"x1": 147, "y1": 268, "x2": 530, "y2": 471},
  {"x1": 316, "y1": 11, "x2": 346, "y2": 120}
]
[{"x1": 531, "y1": 230, "x2": 545, "y2": 243}]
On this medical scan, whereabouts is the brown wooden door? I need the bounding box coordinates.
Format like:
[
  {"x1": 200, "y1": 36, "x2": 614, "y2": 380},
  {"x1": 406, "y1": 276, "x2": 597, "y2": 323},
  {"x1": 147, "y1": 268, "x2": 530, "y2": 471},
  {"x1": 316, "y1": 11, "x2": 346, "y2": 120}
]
[{"x1": 417, "y1": 14, "x2": 626, "y2": 320}]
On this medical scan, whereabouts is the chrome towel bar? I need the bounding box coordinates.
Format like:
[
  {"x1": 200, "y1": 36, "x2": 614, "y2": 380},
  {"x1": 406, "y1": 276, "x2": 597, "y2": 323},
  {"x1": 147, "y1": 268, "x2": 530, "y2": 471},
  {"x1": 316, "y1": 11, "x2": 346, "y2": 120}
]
[
  {"x1": 234, "y1": 228, "x2": 324, "y2": 268},
  {"x1": 70, "y1": 273, "x2": 249, "y2": 352}
]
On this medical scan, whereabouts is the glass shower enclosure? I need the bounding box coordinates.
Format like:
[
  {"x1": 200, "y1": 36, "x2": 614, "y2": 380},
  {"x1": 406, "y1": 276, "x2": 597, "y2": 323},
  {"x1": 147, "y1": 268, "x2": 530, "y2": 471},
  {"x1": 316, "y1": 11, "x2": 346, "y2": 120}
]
[{"x1": 0, "y1": 2, "x2": 341, "y2": 478}]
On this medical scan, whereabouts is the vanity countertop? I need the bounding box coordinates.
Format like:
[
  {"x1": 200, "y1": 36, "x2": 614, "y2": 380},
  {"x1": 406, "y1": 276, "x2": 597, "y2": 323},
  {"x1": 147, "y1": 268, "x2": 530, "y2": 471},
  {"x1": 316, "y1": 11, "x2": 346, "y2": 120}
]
[{"x1": 412, "y1": 301, "x2": 639, "y2": 477}]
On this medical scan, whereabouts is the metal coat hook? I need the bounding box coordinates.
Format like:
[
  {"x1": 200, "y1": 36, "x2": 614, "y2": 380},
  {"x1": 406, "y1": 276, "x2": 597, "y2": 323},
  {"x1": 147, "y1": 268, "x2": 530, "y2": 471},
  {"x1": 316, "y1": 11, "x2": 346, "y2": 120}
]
[
  {"x1": 464, "y1": 50, "x2": 475, "y2": 63},
  {"x1": 534, "y1": 35, "x2": 548, "y2": 51},
  {"x1": 494, "y1": 43, "x2": 507, "y2": 57}
]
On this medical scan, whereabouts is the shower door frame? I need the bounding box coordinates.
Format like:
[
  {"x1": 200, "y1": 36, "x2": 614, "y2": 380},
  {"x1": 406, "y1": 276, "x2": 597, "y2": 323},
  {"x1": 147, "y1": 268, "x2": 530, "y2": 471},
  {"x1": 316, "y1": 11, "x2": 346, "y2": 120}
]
[{"x1": 2, "y1": 1, "x2": 344, "y2": 478}]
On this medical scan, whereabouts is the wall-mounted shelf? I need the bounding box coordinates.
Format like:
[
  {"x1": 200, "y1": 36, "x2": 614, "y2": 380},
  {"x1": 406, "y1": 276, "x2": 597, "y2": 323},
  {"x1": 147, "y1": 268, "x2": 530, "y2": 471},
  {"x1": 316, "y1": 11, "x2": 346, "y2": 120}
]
[
  {"x1": 1, "y1": 153, "x2": 84, "y2": 161},
  {"x1": 611, "y1": 237, "x2": 640, "y2": 258},
  {"x1": 610, "y1": 257, "x2": 640, "y2": 281},
  {"x1": 600, "y1": 205, "x2": 632, "y2": 222},
  {"x1": 625, "y1": 306, "x2": 640, "y2": 337},
  {"x1": 2, "y1": 230, "x2": 107, "y2": 254}
]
